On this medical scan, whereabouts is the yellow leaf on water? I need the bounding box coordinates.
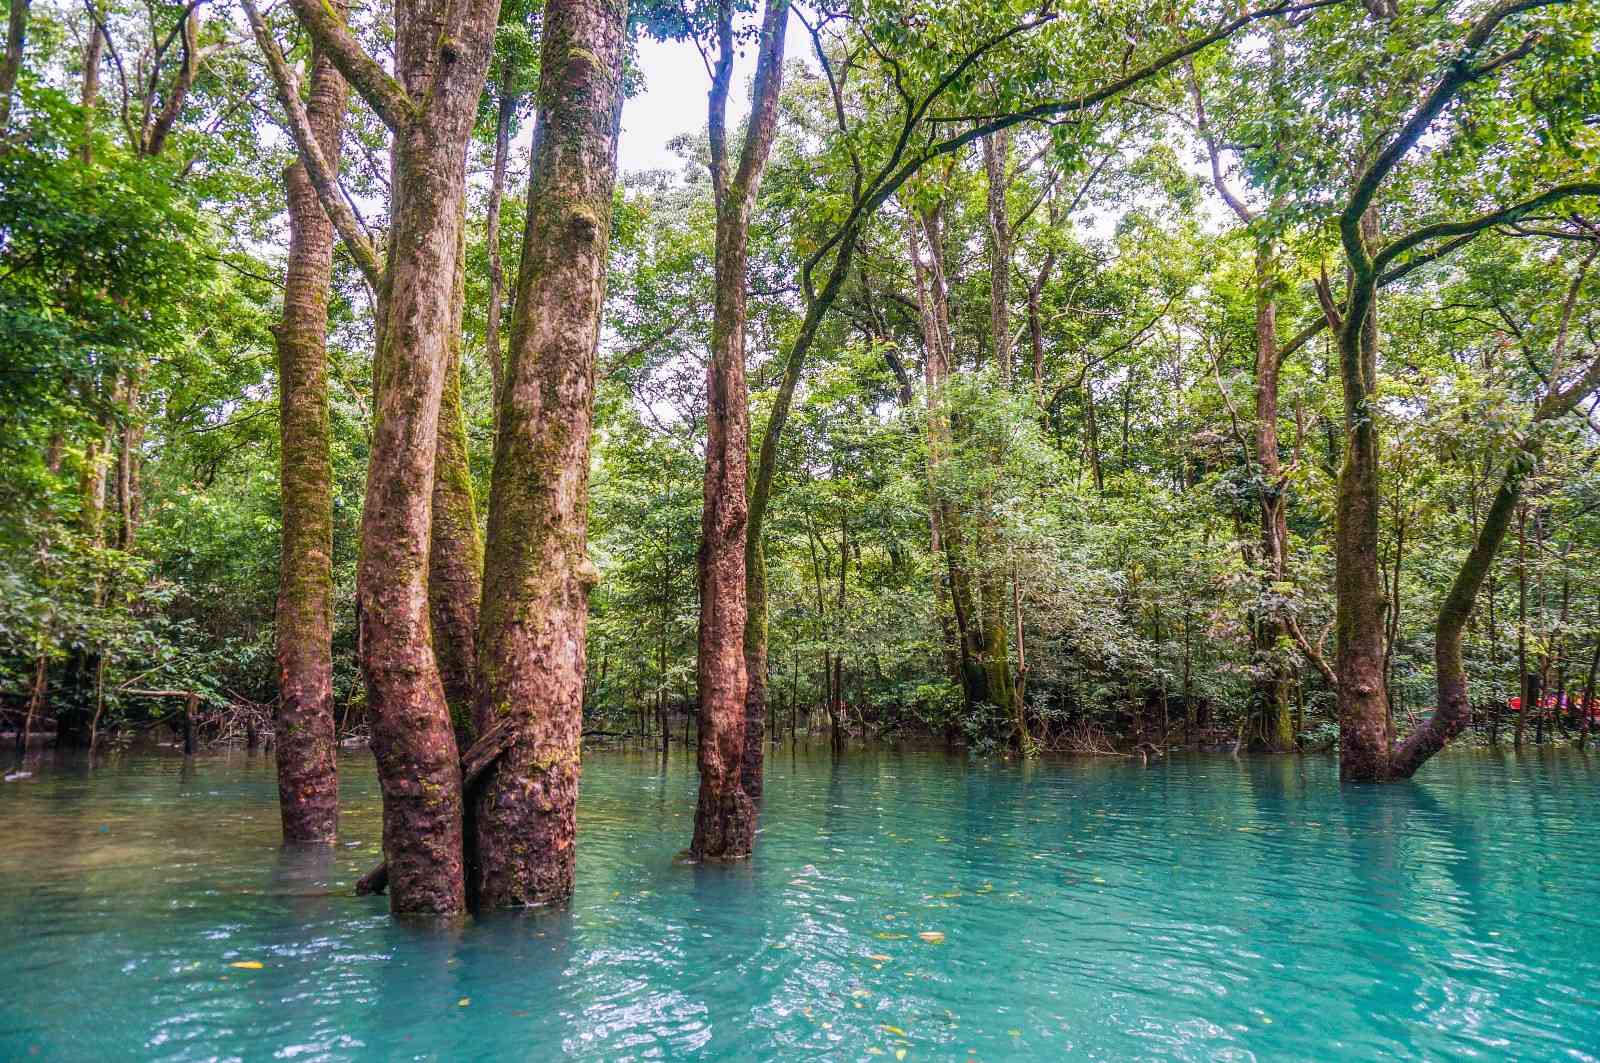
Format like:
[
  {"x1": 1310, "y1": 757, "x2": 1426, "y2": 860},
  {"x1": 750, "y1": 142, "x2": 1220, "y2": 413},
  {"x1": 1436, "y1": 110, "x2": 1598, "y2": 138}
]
[
  {"x1": 458, "y1": 998, "x2": 470, "y2": 1007},
  {"x1": 918, "y1": 931, "x2": 945, "y2": 944},
  {"x1": 939, "y1": 890, "x2": 961, "y2": 899},
  {"x1": 868, "y1": 953, "x2": 891, "y2": 962},
  {"x1": 866, "y1": 1049, "x2": 885, "y2": 1057},
  {"x1": 880, "y1": 1025, "x2": 909, "y2": 1037},
  {"x1": 876, "y1": 932, "x2": 908, "y2": 940},
  {"x1": 896, "y1": 1051, "x2": 907, "y2": 1060},
  {"x1": 229, "y1": 961, "x2": 263, "y2": 970},
  {"x1": 853, "y1": 989, "x2": 872, "y2": 998}
]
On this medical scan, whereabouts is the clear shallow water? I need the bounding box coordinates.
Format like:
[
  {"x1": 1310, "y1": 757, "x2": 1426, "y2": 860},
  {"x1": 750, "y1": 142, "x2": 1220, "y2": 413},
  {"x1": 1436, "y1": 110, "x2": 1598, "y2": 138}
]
[{"x1": 1, "y1": 746, "x2": 1597, "y2": 1062}]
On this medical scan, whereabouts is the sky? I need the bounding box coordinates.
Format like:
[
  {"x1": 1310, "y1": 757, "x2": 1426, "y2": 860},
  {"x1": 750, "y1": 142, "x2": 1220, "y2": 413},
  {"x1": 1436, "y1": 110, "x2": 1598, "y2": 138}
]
[{"x1": 616, "y1": 31, "x2": 774, "y2": 175}]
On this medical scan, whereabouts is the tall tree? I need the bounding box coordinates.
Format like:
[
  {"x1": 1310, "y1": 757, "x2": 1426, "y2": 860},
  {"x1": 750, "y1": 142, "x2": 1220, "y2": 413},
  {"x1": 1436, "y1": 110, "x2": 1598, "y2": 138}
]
[
  {"x1": 271, "y1": 27, "x2": 349, "y2": 844},
  {"x1": 1316, "y1": 0, "x2": 1598, "y2": 781},
  {"x1": 689, "y1": 0, "x2": 787, "y2": 857},
  {"x1": 473, "y1": 0, "x2": 629, "y2": 907},
  {"x1": 273, "y1": 0, "x2": 504, "y2": 912}
]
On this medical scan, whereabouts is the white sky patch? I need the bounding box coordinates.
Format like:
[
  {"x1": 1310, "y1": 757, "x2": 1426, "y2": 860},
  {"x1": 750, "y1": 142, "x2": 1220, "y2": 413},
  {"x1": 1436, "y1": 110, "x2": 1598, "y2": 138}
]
[{"x1": 619, "y1": 36, "x2": 754, "y2": 174}]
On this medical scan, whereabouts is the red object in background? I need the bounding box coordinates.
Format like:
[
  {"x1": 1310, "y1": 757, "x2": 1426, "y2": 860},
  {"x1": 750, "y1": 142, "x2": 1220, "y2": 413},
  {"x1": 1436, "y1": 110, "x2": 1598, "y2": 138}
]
[{"x1": 1506, "y1": 695, "x2": 1600, "y2": 722}]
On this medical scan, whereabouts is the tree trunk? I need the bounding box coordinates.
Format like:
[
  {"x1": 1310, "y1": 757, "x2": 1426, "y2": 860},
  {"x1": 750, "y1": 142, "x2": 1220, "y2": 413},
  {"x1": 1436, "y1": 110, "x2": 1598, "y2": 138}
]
[
  {"x1": 473, "y1": 0, "x2": 626, "y2": 908},
  {"x1": 1392, "y1": 455, "x2": 1525, "y2": 777},
  {"x1": 695, "y1": 0, "x2": 784, "y2": 814},
  {"x1": 1248, "y1": 241, "x2": 1295, "y2": 751},
  {"x1": 692, "y1": 200, "x2": 756, "y2": 860},
  {"x1": 1515, "y1": 504, "x2": 1528, "y2": 749},
  {"x1": 1332, "y1": 260, "x2": 1394, "y2": 782},
  {"x1": 982, "y1": 130, "x2": 1012, "y2": 383},
  {"x1": 429, "y1": 236, "x2": 483, "y2": 741},
  {"x1": 0, "y1": 0, "x2": 30, "y2": 131},
  {"x1": 273, "y1": 37, "x2": 347, "y2": 845},
  {"x1": 483, "y1": 75, "x2": 516, "y2": 438},
  {"x1": 288, "y1": 0, "x2": 503, "y2": 915}
]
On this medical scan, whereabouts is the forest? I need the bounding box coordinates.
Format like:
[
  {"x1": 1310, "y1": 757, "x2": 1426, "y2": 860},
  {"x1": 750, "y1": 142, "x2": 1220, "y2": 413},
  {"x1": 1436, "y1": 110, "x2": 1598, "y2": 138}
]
[{"x1": 3, "y1": 0, "x2": 1600, "y2": 913}]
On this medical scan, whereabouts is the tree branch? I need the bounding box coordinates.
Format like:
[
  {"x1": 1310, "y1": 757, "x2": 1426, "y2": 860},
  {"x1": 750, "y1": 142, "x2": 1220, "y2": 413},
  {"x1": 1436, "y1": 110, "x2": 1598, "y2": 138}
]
[
  {"x1": 243, "y1": 0, "x2": 382, "y2": 293},
  {"x1": 285, "y1": 0, "x2": 414, "y2": 131}
]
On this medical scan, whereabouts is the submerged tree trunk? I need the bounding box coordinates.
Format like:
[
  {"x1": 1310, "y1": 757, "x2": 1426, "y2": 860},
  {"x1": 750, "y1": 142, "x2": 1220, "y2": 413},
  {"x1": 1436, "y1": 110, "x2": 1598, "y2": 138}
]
[
  {"x1": 287, "y1": 0, "x2": 502, "y2": 915},
  {"x1": 473, "y1": 0, "x2": 626, "y2": 908},
  {"x1": 273, "y1": 38, "x2": 347, "y2": 845},
  {"x1": 1333, "y1": 265, "x2": 1394, "y2": 783},
  {"x1": 694, "y1": 0, "x2": 785, "y2": 856}
]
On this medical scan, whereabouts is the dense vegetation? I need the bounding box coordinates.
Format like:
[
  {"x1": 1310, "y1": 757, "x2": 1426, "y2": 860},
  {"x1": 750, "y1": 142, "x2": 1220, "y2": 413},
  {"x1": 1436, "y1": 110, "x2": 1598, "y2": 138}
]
[{"x1": 1, "y1": 0, "x2": 1597, "y2": 911}]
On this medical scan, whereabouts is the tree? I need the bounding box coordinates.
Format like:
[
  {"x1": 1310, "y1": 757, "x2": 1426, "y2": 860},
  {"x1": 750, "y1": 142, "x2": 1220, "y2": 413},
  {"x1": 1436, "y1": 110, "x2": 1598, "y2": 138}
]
[
  {"x1": 266, "y1": 0, "x2": 504, "y2": 913},
  {"x1": 683, "y1": 0, "x2": 788, "y2": 860},
  {"x1": 472, "y1": 0, "x2": 630, "y2": 907},
  {"x1": 271, "y1": 18, "x2": 348, "y2": 844}
]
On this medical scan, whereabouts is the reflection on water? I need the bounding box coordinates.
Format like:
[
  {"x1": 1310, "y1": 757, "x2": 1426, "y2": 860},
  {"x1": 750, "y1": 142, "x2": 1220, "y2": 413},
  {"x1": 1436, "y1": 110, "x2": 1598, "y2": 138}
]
[{"x1": 1, "y1": 745, "x2": 1597, "y2": 1061}]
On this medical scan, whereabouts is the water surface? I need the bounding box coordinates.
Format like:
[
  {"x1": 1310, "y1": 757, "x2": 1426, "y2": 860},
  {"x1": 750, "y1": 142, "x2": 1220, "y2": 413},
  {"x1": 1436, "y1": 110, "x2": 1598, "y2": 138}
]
[{"x1": 1, "y1": 746, "x2": 1596, "y2": 1061}]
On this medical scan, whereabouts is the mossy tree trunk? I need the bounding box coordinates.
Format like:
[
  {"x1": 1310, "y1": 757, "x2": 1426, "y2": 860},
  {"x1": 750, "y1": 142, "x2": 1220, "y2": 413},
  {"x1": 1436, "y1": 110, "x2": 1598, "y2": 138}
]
[
  {"x1": 286, "y1": 0, "x2": 502, "y2": 914},
  {"x1": 273, "y1": 36, "x2": 347, "y2": 844},
  {"x1": 694, "y1": 0, "x2": 785, "y2": 856},
  {"x1": 429, "y1": 236, "x2": 483, "y2": 742},
  {"x1": 472, "y1": 0, "x2": 627, "y2": 908}
]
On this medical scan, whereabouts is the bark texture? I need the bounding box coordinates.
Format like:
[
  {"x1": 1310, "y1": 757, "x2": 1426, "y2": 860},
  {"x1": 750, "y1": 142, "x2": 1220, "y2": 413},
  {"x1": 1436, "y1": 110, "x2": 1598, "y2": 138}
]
[
  {"x1": 429, "y1": 237, "x2": 483, "y2": 739},
  {"x1": 289, "y1": 0, "x2": 502, "y2": 914},
  {"x1": 473, "y1": 0, "x2": 627, "y2": 908},
  {"x1": 694, "y1": 0, "x2": 785, "y2": 855},
  {"x1": 273, "y1": 37, "x2": 347, "y2": 845}
]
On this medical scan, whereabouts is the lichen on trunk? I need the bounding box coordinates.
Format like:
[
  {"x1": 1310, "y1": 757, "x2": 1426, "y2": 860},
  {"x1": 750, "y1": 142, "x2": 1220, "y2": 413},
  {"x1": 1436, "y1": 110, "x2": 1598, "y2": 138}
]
[
  {"x1": 273, "y1": 36, "x2": 347, "y2": 844},
  {"x1": 472, "y1": 0, "x2": 628, "y2": 908}
]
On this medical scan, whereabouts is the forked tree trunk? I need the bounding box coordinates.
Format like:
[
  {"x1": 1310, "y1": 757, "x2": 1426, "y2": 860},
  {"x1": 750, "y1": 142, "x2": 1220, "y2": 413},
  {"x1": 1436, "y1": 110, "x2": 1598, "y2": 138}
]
[
  {"x1": 273, "y1": 38, "x2": 347, "y2": 844},
  {"x1": 287, "y1": 0, "x2": 503, "y2": 915},
  {"x1": 694, "y1": 0, "x2": 785, "y2": 855},
  {"x1": 473, "y1": 0, "x2": 627, "y2": 908}
]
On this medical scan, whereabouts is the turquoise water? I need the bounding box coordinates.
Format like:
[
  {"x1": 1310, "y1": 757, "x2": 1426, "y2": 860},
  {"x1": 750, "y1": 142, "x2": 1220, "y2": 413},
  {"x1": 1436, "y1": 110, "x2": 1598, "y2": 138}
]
[{"x1": 1, "y1": 746, "x2": 1596, "y2": 1061}]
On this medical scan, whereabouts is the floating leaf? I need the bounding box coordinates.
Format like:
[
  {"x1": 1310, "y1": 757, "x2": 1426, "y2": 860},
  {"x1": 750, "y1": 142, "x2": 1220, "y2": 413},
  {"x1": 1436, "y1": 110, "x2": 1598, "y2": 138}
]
[
  {"x1": 918, "y1": 931, "x2": 945, "y2": 944},
  {"x1": 880, "y1": 1025, "x2": 909, "y2": 1037},
  {"x1": 458, "y1": 998, "x2": 470, "y2": 1007},
  {"x1": 868, "y1": 953, "x2": 891, "y2": 962},
  {"x1": 896, "y1": 1051, "x2": 907, "y2": 1061},
  {"x1": 229, "y1": 961, "x2": 264, "y2": 970}
]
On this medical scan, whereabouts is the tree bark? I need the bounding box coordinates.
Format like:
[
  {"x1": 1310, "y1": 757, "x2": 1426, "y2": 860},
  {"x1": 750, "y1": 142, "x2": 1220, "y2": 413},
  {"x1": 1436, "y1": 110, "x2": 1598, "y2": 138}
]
[
  {"x1": 289, "y1": 0, "x2": 503, "y2": 915},
  {"x1": 695, "y1": 0, "x2": 785, "y2": 855},
  {"x1": 273, "y1": 35, "x2": 347, "y2": 845},
  {"x1": 1, "y1": 0, "x2": 30, "y2": 133},
  {"x1": 473, "y1": 0, "x2": 626, "y2": 908},
  {"x1": 429, "y1": 235, "x2": 483, "y2": 740}
]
